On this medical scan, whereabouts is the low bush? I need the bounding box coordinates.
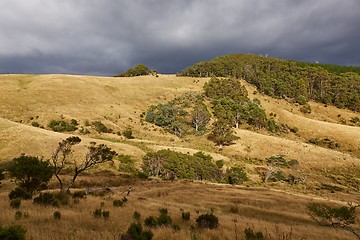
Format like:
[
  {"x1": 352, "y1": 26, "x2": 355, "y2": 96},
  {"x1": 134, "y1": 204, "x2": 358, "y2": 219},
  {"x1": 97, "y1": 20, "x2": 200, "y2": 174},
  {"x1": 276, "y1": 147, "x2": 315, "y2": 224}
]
[
  {"x1": 92, "y1": 121, "x2": 113, "y2": 133},
  {"x1": 225, "y1": 167, "x2": 248, "y2": 185},
  {"x1": 33, "y1": 192, "x2": 70, "y2": 207},
  {"x1": 53, "y1": 211, "x2": 61, "y2": 221},
  {"x1": 72, "y1": 190, "x2": 86, "y2": 198},
  {"x1": 9, "y1": 187, "x2": 32, "y2": 200},
  {"x1": 133, "y1": 211, "x2": 141, "y2": 221},
  {"x1": 244, "y1": 227, "x2": 264, "y2": 240},
  {"x1": 122, "y1": 128, "x2": 134, "y2": 139},
  {"x1": 113, "y1": 199, "x2": 124, "y2": 207},
  {"x1": 15, "y1": 211, "x2": 23, "y2": 220},
  {"x1": 144, "y1": 216, "x2": 158, "y2": 228},
  {"x1": 10, "y1": 198, "x2": 21, "y2": 209},
  {"x1": 48, "y1": 120, "x2": 78, "y2": 132},
  {"x1": 0, "y1": 224, "x2": 26, "y2": 240},
  {"x1": 182, "y1": 211, "x2": 191, "y2": 221},
  {"x1": 196, "y1": 213, "x2": 219, "y2": 229},
  {"x1": 120, "y1": 223, "x2": 153, "y2": 240}
]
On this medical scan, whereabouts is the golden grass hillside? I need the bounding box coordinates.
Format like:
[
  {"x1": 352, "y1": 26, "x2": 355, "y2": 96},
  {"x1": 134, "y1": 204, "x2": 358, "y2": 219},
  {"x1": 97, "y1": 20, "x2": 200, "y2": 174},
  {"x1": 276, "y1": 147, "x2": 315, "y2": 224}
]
[{"x1": 1, "y1": 73, "x2": 360, "y2": 239}]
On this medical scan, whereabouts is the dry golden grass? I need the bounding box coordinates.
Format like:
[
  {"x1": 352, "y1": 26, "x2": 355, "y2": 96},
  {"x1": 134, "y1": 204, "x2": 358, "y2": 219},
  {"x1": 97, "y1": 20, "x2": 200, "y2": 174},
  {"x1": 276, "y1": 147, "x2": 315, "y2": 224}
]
[
  {"x1": 0, "y1": 179, "x2": 357, "y2": 240},
  {"x1": 1, "y1": 73, "x2": 360, "y2": 239}
]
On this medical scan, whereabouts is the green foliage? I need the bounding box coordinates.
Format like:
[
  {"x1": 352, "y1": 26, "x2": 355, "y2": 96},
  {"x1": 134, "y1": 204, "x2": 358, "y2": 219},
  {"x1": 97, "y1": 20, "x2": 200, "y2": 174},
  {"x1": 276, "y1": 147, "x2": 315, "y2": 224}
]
[
  {"x1": 204, "y1": 77, "x2": 248, "y2": 101},
  {"x1": 142, "y1": 149, "x2": 221, "y2": 181},
  {"x1": 8, "y1": 155, "x2": 53, "y2": 196},
  {"x1": 299, "y1": 104, "x2": 311, "y2": 114},
  {"x1": 123, "y1": 128, "x2": 134, "y2": 139},
  {"x1": 31, "y1": 121, "x2": 40, "y2": 127},
  {"x1": 48, "y1": 119, "x2": 78, "y2": 132},
  {"x1": 308, "y1": 202, "x2": 357, "y2": 226},
  {"x1": 295, "y1": 95, "x2": 308, "y2": 105},
  {"x1": 10, "y1": 198, "x2": 21, "y2": 209},
  {"x1": 93, "y1": 208, "x2": 103, "y2": 218},
  {"x1": 92, "y1": 121, "x2": 113, "y2": 133},
  {"x1": 53, "y1": 211, "x2": 61, "y2": 221},
  {"x1": 72, "y1": 190, "x2": 86, "y2": 198},
  {"x1": 144, "y1": 216, "x2": 158, "y2": 228},
  {"x1": 181, "y1": 54, "x2": 360, "y2": 112},
  {"x1": 182, "y1": 211, "x2": 191, "y2": 221},
  {"x1": 0, "y1": 224, "x2": 26, "y2": 240},
  {"x1": 266, "y1": 155, "x2": 299, "y2": 168},
  {"x1": 196, "y1": 213, "x2": 219, "y2": 229},
  {"x1": 133, "y1": 211, "x2": 141, "y2": 221},
  {"x1": 121, "y1": 223, "x2": 153, "y2": 240},
  {"x1": 115, "y1": 64, "x2": 152, "y2": 77},
  {"x1": 244, "y1": 227, "x2": 264, "y2": 240},
  {"x1": 225, "y1": 167, "x2": 248, "y2": 185},
  {"x1": 9, "y1": 187, "x2": 32, "y2": 200},
  {"x1": 117, "y1": 154, "x2": 136, "y2": 174},
  {"x1": 33, "y1": 192, "x2": 70, "y2": 207},
  {"x1": 102, "y1": 210, "x2": 110, "y2": 220},
  {"x1": 215, "y1": 160, "x2": 224, "y2": 169},
  {"x1": 308, "y1": 138, "x2": 340, "y2": 149},
  {"x1": 209, "y1": 118, "x2": 238, "y2": 146},
  {"x1": 113, "y1": 199, "x2": 125, "y2": 207}
]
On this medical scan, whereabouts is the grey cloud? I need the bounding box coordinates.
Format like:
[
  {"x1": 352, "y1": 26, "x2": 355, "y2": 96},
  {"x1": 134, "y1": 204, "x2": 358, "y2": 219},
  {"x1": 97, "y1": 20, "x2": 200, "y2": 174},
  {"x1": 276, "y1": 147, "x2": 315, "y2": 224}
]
[{"x1": 0, "y1": 0, "x2": 359, "y2": 75}]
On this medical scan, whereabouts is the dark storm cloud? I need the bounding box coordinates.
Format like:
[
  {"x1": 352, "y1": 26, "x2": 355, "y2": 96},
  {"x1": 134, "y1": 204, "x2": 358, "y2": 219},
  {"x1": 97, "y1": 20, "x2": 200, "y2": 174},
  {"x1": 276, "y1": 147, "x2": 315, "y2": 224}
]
[{"x1": 0, "y1": 0, "x2": 359, "y2": 75}]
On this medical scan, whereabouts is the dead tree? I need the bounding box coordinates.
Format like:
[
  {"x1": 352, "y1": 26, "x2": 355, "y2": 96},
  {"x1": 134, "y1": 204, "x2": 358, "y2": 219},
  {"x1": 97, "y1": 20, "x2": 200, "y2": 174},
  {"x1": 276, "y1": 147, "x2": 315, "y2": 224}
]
[{"x1": 51, "y1": 137, "x2": 117, "y2": 192}]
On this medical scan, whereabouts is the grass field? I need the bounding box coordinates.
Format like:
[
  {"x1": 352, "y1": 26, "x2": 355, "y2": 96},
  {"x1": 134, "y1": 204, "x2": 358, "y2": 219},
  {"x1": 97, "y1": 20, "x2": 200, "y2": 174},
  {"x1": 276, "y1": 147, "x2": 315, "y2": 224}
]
[{"x1": 1, "y1": 73, "x2": 360, "y2": 239}]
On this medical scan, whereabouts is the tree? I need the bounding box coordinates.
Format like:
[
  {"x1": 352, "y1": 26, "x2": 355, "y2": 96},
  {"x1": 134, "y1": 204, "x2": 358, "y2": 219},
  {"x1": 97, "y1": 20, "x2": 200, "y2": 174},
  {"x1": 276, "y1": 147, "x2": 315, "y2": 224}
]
[
  {"x1": 209, "y1": 118, "x2": 238, "y2": 147},
  {"x1": 8, "y1": 155, "x2": 53, "y2": 196},
  {"x1": 192, "y1": 103, "x2": 210, "y2": 132},
  {"x1": 51, "y1": 137, "x2": 117, "y2": 192},
  {"x1": 308, "y1": 202, "x2": 360, "y2": 239}
]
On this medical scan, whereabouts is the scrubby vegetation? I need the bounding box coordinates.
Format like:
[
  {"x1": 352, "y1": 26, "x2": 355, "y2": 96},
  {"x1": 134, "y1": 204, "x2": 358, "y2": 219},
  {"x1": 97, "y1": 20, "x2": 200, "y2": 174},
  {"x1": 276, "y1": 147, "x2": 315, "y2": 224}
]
[
  {"x1": 48, "y1": 119, "x2": 78, "y2": 132},
  {"x1": 142, "y1": 150, "x2": 221, "y2": 181},
  {"x1": 181, "y1": 54, "x2": 360, "y2": 112},
  {"x1": 114, "y1": 64, "x2": 157, "y2": 77}
]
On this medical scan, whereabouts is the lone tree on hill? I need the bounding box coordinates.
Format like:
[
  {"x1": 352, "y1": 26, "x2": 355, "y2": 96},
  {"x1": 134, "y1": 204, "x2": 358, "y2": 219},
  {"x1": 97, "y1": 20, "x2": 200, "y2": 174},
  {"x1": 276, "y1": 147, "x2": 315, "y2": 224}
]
[
  {"x1": 51, "y1": 136, "x2": 117, "y2": 192},
  {"x1": 115, "y1": 64, "x2": 156, "y2": 77},
  {"x1": 308, "y1": 202, "x2": 360, "y2": 239},
  {"x1": 8, "y1": 155, "x2": 53, "y2": 197}
]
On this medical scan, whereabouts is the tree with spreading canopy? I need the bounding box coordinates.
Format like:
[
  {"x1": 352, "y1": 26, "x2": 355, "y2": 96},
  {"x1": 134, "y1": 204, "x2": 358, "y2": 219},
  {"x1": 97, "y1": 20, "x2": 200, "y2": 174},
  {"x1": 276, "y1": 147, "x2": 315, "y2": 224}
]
[{"x1": 51, "y1": 136, "x2": 117, "y2": 192}]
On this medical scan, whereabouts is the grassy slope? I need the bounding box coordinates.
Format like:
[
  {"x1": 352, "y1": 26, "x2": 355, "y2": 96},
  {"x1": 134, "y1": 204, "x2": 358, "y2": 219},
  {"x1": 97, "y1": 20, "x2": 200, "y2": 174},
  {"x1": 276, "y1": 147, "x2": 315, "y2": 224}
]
[{"x1": 1, "y1": 73, "x2": 360, "y2": 239}]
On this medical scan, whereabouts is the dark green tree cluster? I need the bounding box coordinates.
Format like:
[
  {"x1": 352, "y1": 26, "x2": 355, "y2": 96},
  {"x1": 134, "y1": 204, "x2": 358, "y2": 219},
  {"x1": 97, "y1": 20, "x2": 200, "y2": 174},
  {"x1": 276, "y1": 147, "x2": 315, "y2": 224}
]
[
  {"x1": 181, "y1": 54, "x2": 360, "y2": 112},
  {"x1": 115, "y1": 64, "x2": 156, "y2": 77},
  {"x1": 204, "y1": 77, "x2": 286, "y2": 145},
  {"x1": 145, "y1": 92, "x2": 210, "y2": 137},
  {"x1": 142, "y1": 150, "x2": 221, "y2": 181},
  {"x1": 48, "y1": 119, "x2": 78, "y2": 132}
]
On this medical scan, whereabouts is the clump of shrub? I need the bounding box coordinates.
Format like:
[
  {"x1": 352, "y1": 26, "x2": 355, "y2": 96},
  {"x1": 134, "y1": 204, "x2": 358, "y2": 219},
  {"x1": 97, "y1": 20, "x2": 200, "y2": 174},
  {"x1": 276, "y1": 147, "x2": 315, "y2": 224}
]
[
  {"x1": 53, "y1": 211, "x2": 61, "y2": 221},
  {"x1": 133, "y1": 211, "x2": 141, "y2": 221},
  {"x1": 182, "y1": 211, "x2": 191, "y2": 221},
  {"x1": 299, "y1": 104, "x2": 311, "y2": 114},
  {"x1": 266, "y1": 155, "x2": 299, "y2": 168},
  {"x1": 120, "y1": 223, "x2": 153, "y2": 240},
  {"x1": 92, "y1": 121, "x2": 113, "y2": 133},
  {"x1": 10, "y1": 198, "x2": 21, "y2": 209},
  {"x1": 224, "y1": 167, "x2": 248, "y2": 185},
  {"x1": 9, "y1": 187, "x2": 32, "y2": 200},
  {"x1": 122, "y1": 128, "x2": 134, "y2": 139},
  {"x1": 48, "y1": 119, "x2": 78, "y2": 132},
  {"x1": 0, "y1": 224, "x2": 26, "y2": 239},
  {"x1": 196, "y1": 213, "x2": 219, "y2": 229},
  {"x1": 93, "y1": 208, "x2": 110, "y2": 219},
  {"x1": 72, "y1": 190, "x2": 86, "y2": 199},
  {"x1": 144, "y1": 208, "x2": 173, "y2": 228},
  {"x1": 117, "y1": 154, "x2": 136, "y2": 174},
  {"x1": 31, "y1": 121, "x2": 40, "y2": 127},
  {"x1": 113, "y1": 198, "x2": 126, "y2": 207},
  {"x1": 308, "y1": 138, "x2": 340, "y2": 149},
  {"x1": 244, "y1": 227, "x2": 264, "y2": 240},
  {"x1": 33, "y1": 192, "x2": 70, "y2": 207}
]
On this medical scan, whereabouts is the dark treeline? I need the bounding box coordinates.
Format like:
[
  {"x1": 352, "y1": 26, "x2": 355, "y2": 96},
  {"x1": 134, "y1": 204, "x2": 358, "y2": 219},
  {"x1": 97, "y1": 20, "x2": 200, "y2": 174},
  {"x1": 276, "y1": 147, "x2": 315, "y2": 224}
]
[{"x1": 180, "y1": 54, "x2": 360, "y2": 112}]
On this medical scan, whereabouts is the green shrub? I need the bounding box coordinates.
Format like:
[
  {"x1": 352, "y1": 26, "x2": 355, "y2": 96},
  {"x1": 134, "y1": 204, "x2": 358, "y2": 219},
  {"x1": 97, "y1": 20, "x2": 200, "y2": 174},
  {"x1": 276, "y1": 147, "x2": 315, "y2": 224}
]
[
  {"x1": 72, "y1": 191, "x2": 86, "y2": 198},
  {"x1": 53, "y1": 211, "x2": 61, "y2": 220},
  {"x1": 9, "y1": 187, "x2": 31, "y2": 200},
  {"x1": 120, "y1": 223, "x2": 153, "y2": 240},
  {"x1": 48, "y1": 120, "x2": 77, "y2": 132},
  {"x1": 225, "y1": 167, "x2": 248, "y2": 185},
  {"x1": 92, "y1": 121, "x2": 112, "y2": 133},
  {"x1": 172, "y1": 224, "x2": 181, "y2": 232},
  {"x1": 33, "y1": 192, "x2": 70, "y2": 207},
  {"x1": 244, "y1": 227, "x2": 264, "y2": 240},
  {"x1": 31, "y1": 121, "x2": 40, "y2": 127},
  {"x1": 10, "y1": 198, "x2": 21, "y2": 209},
  {"x1": 113, "y1": 199, "x2": 124, "y2": 207},
  {"x1": 295, "y1": 95, "x2": 307, "y2": 105},
  {"x1": 196, "y1": 213, "x2": 219, "y2": 229},
  {"x1": 102, "y1": 211, "x2": 110, "y2": 220},
  {"x1": 215, "y1": 160, "x2": 224, "y2": 169},
  {"x1": 300, "y1": 104, "x2": 311, "y2": 114},
  {"x1": 144, "y1": 216, "x2": 158, "y2": 228},
  {"x1": 122, "y1": 128, "x2": 134, "y2": 139},
  {"x1": 93, "y1": 208, "x2": 103, "y2": 218},
  {"x1": 133, "y1": 211, "x2": 141, "y2": 221},
  {"x1": 157, "y1": 211, "x2": 172, "y2": 226},
  {"x1": 0, "y1": 224, "x2": 26, "y2": 240},
  {"x1": 182, "y1": 211, "x2": 191, "y2": 221},
  {"x1": 15, "y1": 211, "x2": 23, "y2": 220}
]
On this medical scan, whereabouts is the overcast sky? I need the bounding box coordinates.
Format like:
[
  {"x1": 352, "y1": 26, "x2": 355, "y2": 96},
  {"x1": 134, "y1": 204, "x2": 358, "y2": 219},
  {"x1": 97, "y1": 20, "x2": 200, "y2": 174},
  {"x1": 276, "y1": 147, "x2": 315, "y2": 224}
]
[{"x1": 0, "y1": 0, "x2": 359, "y2": 75}]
